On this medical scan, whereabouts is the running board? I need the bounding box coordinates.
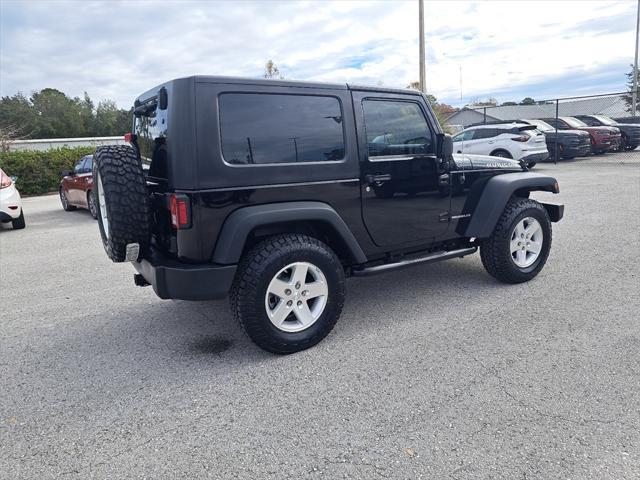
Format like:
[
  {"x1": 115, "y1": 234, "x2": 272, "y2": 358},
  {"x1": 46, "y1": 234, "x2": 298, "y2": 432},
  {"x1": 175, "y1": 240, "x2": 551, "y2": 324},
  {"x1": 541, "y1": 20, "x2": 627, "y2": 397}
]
[{"x1": 352, "y1": 247, "x2": 477, "y2": 277}]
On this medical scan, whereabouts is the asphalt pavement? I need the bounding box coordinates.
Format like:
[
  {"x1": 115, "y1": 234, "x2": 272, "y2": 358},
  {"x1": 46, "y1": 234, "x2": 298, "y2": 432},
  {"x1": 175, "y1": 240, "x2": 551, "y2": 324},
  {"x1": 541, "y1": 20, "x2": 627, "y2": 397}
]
[{"x1": 1, "y1": 154, "x2": 639, "y2": 479}]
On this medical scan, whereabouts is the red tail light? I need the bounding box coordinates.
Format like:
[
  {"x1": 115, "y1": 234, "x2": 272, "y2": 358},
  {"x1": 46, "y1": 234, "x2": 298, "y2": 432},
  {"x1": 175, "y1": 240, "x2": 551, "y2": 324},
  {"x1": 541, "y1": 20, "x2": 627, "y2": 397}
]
[
  {"x1": 510, "y1": 135, "x2": 529, "y2": 142},
  {"x1": 168, "y1": 194, "x2": 191, "y2": 229},
  {"x1": 124, "y1": 132, "x2": 136, "y2": 143},
  {"x1": 0, "y1": 169, "x2": 12, "y2": 189}
]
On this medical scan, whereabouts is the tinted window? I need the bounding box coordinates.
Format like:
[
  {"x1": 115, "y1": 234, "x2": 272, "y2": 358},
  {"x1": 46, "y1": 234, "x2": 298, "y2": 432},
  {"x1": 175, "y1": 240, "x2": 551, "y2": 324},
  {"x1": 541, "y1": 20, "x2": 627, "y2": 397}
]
[
  {"x1": 473, "y1": 128, "x2": 497, "y2": 139},
  {"x1": 84, "y1": 156, "x2": 93, "y2": 172},
  {"x1": 362, "y1": 100, "x2": 433, "y2": 158},
  {"x1": 219, "y1": 93, "x2": 345, "y2": 165}
]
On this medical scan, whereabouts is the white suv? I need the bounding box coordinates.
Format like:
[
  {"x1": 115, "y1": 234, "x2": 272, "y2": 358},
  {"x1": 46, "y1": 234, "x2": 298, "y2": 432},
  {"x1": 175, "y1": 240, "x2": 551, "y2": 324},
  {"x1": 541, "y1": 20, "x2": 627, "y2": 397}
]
[
  {"x1": 0, "y1": 168, "x2": 25, "y2": 229},
  {"x1": 452, "y1": 123, "x2": 549, "y2": 168}
]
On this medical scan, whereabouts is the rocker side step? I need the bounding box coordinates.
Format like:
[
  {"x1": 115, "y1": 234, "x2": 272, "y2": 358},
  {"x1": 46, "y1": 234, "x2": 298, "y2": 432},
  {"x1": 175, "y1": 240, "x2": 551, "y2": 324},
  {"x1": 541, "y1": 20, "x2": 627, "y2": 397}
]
[{"x1": 352, "y1": 247, "x2": 477, "y2": 277}]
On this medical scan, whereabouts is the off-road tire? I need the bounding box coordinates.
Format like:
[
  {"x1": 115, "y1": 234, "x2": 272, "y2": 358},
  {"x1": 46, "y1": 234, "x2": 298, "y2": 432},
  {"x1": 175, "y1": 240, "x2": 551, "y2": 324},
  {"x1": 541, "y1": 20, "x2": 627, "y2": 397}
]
[
  {"x1": 93, "y1": 145, "x2": 150, "y2": 262},
  {"x1": 60, "y1": 188, "x2": 76, "y2": 211},
  {"x1": 480, "y1": 198, "x2": 552, "y2": 284},
  {"x1": 230, "y1": 234, "x2": 345, "y2": 354},
  {"x1": 12, "y1": 211, "x2": 25, "y2": 230}
]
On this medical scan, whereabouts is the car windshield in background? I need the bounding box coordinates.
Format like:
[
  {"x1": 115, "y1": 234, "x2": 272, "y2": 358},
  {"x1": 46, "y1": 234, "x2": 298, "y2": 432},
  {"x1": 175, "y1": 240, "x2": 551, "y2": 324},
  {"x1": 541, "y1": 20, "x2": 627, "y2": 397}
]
[
  {"x1": 593, "y1": 115, "x2": 618, "y2": 126},
  {"x1": 563, "y1": 117, "x2": 588, "y2": 128},
  {"x1": 526, "y1": 119, "x2": 554, "y2": 132}
]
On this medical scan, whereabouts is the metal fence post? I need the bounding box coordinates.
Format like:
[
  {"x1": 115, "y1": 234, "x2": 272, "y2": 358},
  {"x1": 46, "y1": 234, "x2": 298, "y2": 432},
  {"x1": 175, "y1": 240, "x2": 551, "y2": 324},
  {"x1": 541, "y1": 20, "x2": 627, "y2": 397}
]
[{"x1": 554, "y1": 99, "x2": 559, "y2": 165}]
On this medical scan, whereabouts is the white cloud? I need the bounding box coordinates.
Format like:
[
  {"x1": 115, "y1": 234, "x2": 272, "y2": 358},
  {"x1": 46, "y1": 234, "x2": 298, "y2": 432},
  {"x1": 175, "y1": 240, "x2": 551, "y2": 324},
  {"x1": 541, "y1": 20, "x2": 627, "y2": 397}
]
[{"x1": 0, "y1": 0, "x2": 636, "y2": 107}]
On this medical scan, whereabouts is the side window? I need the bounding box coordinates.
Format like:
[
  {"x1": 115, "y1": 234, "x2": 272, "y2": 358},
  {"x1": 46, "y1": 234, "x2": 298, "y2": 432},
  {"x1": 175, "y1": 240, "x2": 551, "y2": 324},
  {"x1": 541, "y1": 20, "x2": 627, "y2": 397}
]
[
  {"x1": 362, "y1": 99, "x2": 433, "y2": 158},
  {"x1": 582, "y1": 117, "x2": 597, "y2": 126},
  {"x1": 219, "y1": 93, "x2": 345, "y2": 165},
  {"x1": 453, "y1": 130, "x2": 474, "y2": 142},
  {"x1": 473, "y1": 128, "x2": 497, "y2": 140},
  {"x1": 74, "y1": 159, "x2": 85, "y2": 174},
  {"x1": 83, "y1": 156, "x2": 93, "y2": 173}
]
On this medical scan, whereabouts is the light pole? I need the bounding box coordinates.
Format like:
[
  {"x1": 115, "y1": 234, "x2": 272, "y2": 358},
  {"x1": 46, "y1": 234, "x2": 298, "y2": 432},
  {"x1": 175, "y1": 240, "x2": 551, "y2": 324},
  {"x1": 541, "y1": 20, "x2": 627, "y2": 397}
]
[
  {"x1": 419, "y1": 0, "x2": 426, "y2": 93},
  {"x1": 633, "y1": 0, "x2": 640, "y2": 116}
]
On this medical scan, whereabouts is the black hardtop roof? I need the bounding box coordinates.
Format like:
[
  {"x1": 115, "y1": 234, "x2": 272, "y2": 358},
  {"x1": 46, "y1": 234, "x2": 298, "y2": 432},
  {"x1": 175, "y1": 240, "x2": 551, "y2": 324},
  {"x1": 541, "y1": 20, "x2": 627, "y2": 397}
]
[{"x1": 136, "y1": 75, "x2": 423, "y2": 103}]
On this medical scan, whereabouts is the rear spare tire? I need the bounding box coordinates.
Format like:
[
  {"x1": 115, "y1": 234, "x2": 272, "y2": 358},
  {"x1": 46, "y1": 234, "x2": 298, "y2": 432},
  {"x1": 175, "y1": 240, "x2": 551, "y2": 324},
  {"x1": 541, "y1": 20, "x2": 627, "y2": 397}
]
[{"x1": 92, "y1": 145, "x2": 150, "y2": 262}]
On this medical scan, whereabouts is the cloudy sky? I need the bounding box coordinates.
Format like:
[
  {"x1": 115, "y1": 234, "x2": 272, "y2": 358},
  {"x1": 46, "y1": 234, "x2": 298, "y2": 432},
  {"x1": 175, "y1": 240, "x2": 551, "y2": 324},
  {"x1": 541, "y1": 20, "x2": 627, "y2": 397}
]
[{"x1": 1, "y1": 0, "x2": 637, "y2": 107}]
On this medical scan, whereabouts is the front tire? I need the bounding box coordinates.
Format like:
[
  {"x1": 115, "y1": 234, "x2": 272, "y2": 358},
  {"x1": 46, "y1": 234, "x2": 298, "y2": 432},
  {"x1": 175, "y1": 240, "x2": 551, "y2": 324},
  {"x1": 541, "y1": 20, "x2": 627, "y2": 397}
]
[
  {"x1": 231, "y1": 234, "x2": 345, "y2": 354},
  {"x1": 480, "y1": 198, "x2": 552, "y2": 284},
  {"x1": 60, "y1": 188, "x2": 76, "y2": 211}
]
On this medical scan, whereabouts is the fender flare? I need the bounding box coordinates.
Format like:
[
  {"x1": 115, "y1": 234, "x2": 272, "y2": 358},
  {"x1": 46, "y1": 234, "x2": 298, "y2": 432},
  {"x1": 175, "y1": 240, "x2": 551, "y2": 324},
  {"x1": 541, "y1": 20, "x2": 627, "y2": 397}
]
[
  {"x1": 212, "y1": 201, "x2": 368, "y2": 265},
  {"x1": 464, "y1": 172, "x2": 560, "y2": 238}
]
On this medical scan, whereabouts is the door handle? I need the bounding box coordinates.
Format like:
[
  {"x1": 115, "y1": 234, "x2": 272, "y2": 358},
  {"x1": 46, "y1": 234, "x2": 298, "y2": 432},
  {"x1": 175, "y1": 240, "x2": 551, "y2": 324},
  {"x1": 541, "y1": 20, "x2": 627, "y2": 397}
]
[{"x1": 366, "y1": 174, "x2": 392, "y2": 184}]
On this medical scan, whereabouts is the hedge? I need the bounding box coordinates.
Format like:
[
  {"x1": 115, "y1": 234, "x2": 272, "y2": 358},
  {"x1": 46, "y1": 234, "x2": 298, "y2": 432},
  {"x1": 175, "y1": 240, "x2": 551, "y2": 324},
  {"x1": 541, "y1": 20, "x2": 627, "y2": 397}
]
[{"x1": 0, "y1": 147, "x2": 95, "y2": 196}]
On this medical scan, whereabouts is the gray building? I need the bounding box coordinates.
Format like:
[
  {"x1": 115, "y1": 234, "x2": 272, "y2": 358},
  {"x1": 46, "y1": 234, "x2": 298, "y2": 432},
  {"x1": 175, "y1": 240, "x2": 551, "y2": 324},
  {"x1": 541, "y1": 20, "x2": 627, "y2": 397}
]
[{"x1": 446, "y1": 95, "x2": 632, "y2": 129}]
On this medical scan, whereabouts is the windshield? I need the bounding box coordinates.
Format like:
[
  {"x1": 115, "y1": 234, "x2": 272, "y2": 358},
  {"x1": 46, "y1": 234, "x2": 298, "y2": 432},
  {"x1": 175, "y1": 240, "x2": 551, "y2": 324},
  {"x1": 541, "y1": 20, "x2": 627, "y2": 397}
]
[
  {"x1": 526, "y1": 119, "x2": 553, "y2": 132},
  {"x1": 593, "y1": 115, "x2": 618, "y2": 126},
  {"x1": 562, "y1": 117, "x2": 588, "y2": 128}
]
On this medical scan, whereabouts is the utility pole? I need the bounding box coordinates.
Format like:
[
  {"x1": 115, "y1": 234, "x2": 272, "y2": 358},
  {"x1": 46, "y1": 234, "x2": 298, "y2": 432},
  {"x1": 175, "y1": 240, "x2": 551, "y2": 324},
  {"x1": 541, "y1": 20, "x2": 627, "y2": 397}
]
[
  {"x1": 419, "y1": 0, "x2": 426, "y2": 93},
  {"x1": 633, "y1": 0, "x2": 640, "y2": 116}
]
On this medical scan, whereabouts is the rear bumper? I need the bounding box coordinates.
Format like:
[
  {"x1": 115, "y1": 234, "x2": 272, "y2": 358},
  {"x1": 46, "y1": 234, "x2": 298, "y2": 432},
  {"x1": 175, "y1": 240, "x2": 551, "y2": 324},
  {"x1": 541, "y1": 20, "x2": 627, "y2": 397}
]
[{"x1": 133, "y1": 249, "x2": 237, "y2": 300}]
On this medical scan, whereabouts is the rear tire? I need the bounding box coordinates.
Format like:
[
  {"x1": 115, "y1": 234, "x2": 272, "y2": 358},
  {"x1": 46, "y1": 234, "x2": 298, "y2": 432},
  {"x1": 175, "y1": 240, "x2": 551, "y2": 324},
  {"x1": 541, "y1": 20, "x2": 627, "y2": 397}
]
[
  {"x1": 87, "y1": 191, "x2": 98, "y2": 219},
  {"x1": 527, "y1": 162, "x2": 536, "y2": 169},
  {"x1": 11, "y1": 211, "x2": 25, "y2": 230},
  {"x1": 231, "y1": 234, "x2": 345, "y2": 354},
  {"x1": 93, "y1": 145, "x2": 150, "y2": 262},
  {"x1": 480, "y1": 198, "x2": 552, "y2": 284},
  {"x1": 491, "y1": 150, "x2": 512, "y2": 159}
]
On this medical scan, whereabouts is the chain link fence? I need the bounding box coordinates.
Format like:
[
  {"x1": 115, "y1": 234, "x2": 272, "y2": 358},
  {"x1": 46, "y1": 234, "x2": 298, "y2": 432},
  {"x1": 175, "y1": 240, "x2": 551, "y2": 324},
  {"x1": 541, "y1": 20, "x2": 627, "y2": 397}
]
[{"x1": 445, "y1": 92, "x2": 640, "y2": 165}]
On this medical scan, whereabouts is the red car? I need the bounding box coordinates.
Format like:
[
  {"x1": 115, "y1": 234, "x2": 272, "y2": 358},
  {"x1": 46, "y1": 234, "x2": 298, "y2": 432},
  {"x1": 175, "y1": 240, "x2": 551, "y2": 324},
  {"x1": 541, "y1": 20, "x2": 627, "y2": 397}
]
[
  {"x1": 541, "y1": 116, "x2": 621, "y2": 154},
  {"x1": 59, "y1": 154, "x2": 97, "y2": 219}
]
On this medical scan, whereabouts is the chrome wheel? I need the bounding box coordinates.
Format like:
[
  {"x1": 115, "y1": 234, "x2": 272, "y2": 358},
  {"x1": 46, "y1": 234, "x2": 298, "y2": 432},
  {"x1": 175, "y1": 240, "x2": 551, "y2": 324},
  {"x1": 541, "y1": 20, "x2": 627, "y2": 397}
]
[
  {"x1": 265, "y1": 261, "x2": 328, "y2": 333},
  {"x1": 510, "y1": 217, "x2": 543, "y2": 268},
  {"x1": 96, "y1": 171, "x2": 109, "y2": 237}
]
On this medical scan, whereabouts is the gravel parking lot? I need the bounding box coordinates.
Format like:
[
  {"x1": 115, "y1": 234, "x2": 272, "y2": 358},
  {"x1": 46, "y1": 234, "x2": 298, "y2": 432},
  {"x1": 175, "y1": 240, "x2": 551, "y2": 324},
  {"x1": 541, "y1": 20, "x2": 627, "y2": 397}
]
[{"x1": 1, "y1": 155, "x2": 639, "y2": 479}]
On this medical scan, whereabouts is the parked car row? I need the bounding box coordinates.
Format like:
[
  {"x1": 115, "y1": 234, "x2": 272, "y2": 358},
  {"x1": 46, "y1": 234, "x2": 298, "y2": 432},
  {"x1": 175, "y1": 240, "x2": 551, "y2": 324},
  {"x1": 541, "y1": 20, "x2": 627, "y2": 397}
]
[{"x1": 453, "y1": 114, "x2": 638, "y2": 164}]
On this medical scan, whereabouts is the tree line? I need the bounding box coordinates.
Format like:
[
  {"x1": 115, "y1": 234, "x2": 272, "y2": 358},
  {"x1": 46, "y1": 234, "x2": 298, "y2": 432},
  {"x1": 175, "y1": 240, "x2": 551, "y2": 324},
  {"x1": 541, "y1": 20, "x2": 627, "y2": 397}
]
[{"x1": 0, "y1": 88, "x2": 132, "y2": 140}]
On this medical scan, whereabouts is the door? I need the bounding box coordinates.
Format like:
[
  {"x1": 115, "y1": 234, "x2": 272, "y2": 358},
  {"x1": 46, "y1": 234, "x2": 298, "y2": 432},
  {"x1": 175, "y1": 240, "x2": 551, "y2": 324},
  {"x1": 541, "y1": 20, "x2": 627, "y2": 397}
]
[
  {"x1": 67, "y1": 157, "x2": 87, "y2": 203},
  {"x1": 76, "y1": 155, "x2": 93, "y2": 207},
  {"x1": 353, "y1": 92, "x2": 450, "y2": 248}
]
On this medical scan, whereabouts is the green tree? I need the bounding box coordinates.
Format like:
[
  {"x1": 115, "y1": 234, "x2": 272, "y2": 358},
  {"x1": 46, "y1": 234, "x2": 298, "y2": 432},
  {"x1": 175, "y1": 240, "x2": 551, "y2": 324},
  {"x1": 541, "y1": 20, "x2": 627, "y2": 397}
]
[
  {"x1": 623, "y1": 64, "x2": 640, "y2": 114},
  {"x1": 501, "y1": 101, "x2": 518, "y2": 106},
  {"x1": 30, "y1": 88, "x2": 85, "y2": 138},
  {"x1": 519, "y1": 97, "x2": 536, "y2": 105}
]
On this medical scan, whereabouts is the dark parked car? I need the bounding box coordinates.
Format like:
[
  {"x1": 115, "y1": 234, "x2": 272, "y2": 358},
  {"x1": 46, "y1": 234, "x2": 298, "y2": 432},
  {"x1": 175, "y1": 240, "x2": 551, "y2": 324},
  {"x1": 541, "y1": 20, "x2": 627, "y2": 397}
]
[
  {"x1": 519, "y1": 119, "x2": 591, "y2": 160},
  {"x1": 59, "y1": 154, "x2": 97, "y2": 218},
  {"x1": 541, "y1": 116, "x2": 621, "y2": 154},
  {"x1": 574, "y1": 115, "x2": 640, "y2": 151},
  {"x1": 91, "y1": 76, "x2": 563, "y2": 354}
]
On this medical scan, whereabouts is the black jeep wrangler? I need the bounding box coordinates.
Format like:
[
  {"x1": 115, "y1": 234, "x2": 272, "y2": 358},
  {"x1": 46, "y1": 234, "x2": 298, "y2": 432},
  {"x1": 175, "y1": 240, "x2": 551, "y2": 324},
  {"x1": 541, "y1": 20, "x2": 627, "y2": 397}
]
[{"x1": 93, "y1": 76, "x2": 564, "y2": 354}]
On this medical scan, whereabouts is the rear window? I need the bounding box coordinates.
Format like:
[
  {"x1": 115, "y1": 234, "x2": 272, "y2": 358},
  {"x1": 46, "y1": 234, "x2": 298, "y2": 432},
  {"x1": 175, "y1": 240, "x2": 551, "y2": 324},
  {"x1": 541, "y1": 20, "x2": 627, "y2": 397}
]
[
  {"x1": 134, "y1": 106, "x2": 167, "y2": 179},
  {"x1": 219, "y1": 93, "x2": 345, "y2": 165}
]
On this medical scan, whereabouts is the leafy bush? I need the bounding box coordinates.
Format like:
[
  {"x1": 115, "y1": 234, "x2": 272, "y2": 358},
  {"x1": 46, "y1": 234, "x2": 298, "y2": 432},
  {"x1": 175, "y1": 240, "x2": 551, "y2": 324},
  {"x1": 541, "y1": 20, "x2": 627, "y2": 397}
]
[{"x1": 0, "y1": 146, "x2": 95, "y2": 195}]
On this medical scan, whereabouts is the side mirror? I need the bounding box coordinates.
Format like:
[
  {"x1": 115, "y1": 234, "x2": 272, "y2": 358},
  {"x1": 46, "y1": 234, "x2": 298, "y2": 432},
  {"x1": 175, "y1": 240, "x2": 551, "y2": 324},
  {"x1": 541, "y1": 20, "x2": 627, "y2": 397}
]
[
  {"x1": 62, "y1": 170, "x2": 73, "y2": 177},
  {"x1": 437, "y1": 133, "x2": 453, "y2": 158}
]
